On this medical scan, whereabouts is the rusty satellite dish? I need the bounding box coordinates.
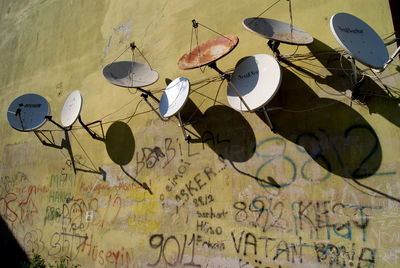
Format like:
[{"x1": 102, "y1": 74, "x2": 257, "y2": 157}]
[
  {"x1": 178, "y1": 34, "x2": 239, "y2": 70},
  {"x1": 60, "y1": 90, "x2": 82, "y2": 127},
  {"x1": 7, "y1": 93, "x2": 50, "y2": 132},
  {"x1": 243, "y1": 17, "x2": 313, "y2": 45},
  {"x1": 227, "y1": 54, "x2": 282, "y2": 112},
  {"x1": 330, "y1": 12, "x2": 389, "y2": 69},
  {"x1": 103, "y1": 61, "x2": 159, "y2": 88}
]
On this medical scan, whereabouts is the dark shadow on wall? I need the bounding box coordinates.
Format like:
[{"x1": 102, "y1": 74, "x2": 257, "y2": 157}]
[
  {"x1": 261, "y1": 67, "x2": 382, "y2": 180},
  {"x1": 258, "y1": 67, "x2": 400, "y2": 202},
  {"x1": 179, "y1": 98, "x2": 205, "y2": 128},
  {"x1": 105, "y1": 121, "x2": 153, "y2": 194},
  {"x1": 106, "y1": 121, "x2": 135, "y2": 166},
  {"x1": 189, "y1": 105, "x2": 256, "y2": 163},
  {"x1": 63, "y1": 130, "x2": 106, "y2": 179},
  {"x1": 307, "y1": 38, "x2": 400, "y2": 127},
  {"x1": 0, "y1": 216, "x2": 29, "y2": 267},
  {"x1": 180, "y1": 89, "x2": 280, "y2": 187},
  {"x1": 36, "y1": 129, "x2": 106, "y2": 178}
]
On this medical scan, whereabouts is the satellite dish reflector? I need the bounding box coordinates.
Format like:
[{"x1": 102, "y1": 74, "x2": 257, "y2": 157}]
[
  {"x1": 330, "y1": 12, "x2": 389, "y2": 69},
  {"x1": 7, "y1": 93, "x2": 50, "y2": 131},
  {"x1": 159, "y1": 77, "x2": 190, "y2": 118},
  {"x1": 178, "y1": 34, "x2": 239, "y2": 70},
  {"x1": 228, "y1": 54, "x2": 282, "y2": 112},
  {"x1": 60, "y1": 90, "x2": 82, "y2": 127},
  {"x1": 243, "y1": 18, "x2": 313, "y2": 45},
  {"x1": 103, "y1": 61, "x2": 159, "y2": 88}
]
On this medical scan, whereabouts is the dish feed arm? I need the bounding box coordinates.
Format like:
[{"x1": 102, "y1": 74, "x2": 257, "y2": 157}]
[{"x1": 384, "y1": 46, "x2": 400, "y2": 69}]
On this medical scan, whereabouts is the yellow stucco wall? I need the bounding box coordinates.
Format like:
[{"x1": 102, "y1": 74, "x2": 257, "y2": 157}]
[{"x1": 1, "y1": 0, "x2": 399, "y2": 267}]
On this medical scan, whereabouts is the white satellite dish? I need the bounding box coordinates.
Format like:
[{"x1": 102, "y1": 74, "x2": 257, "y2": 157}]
[
  {"x1": 103, "y1": 61, "x2": 159, "y2": 88},
  {"x1": 243, "y1": 17, "x2": 313, "y2": 45},
  {"x1": 60, "y1": 90, "x2": 82, "y2": 127},
  {"x1": 228, "y1": 54, "x2": 282, "y2": 112},
  {"x1": 330, "y1": 12, "x2": 389, "y2": 69},
  {"x1": 7, "y1": 93, "x2": 50, "y2": 132},
  {"x1": 159, "y1": 77, "x2": 191, "y2": 141},
  {"x1": 159, "y1": 77, "x2": 190, "y2": 118}
]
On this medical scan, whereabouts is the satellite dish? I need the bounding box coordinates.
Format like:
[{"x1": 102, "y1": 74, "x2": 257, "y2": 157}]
[
  {"x1": 7, "y1": 93, "x2": 50, "y2": 132},
  {"x1": 227, "y1": 54, "x2": 282, "y2": 112},
  {"x1": 243, "y1": 17, "x2": 313, "y2": 45},
  {"x1": 159, "y1": 77, "x2": 190, "y2": 118},
  {"x1": 60, "y1": 90, "x2": 82, "y2": 127},
  {"x1": 103, "y1": 61, "x2": 159, "y2": 88},
  {"x1": 330, "y1": 12, "x2": 389, "y2": 69},
  {"x1": 178, "y1": 34, "x2": 239, "y2": 70}
]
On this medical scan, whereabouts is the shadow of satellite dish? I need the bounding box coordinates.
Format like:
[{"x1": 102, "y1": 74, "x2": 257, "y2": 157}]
[
  {"x1": 192, "y1": 105, "x2": 256, "y2": 162},
  {"x1": 105, "y1": 121, "x2": 153, "y2": 195},
  {"x1": 265, "y1": 67, "x2": 400, "y2": 203},
  {"x1": 263, "y1": 67, "x2": 382, "y2": 180},
  {"x1": 105, "y1": 121, "x2": 135, "y2": 165}
]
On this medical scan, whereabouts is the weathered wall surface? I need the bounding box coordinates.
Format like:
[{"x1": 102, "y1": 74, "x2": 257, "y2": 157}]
[{"x1": 1, "y1": 0, "x2": 399, "y2": 267}]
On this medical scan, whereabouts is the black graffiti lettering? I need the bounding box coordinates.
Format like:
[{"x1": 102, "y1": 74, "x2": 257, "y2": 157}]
[
  {"x1": 203, "y1": 167, "x2": 216, "y2": 181},
  {"x1": 178, "y1": 165, "x2": 188, "y2": 174},
  {"x1": 185, "y1": 180, "x2": 198, "y2": 197},
  {"x1": 45, "y1": 206, "x2": 61, "y2": 222},
  {"x1": 193, "y1": 174, "x2": 206, "y2": 190},
  {"x1": 292, "y1": 201, "x2": 318, "y2": 238},
  {"x1": 273, "y1": 240, "x2": 290, "y2": 261},
  {"x1": 196, "y1": 220, "x2": 223, "y2": 235},
  {"x1": 24, "y1": 229, "x2": 45, "y2": 254},
  {"x1": 187, "y1": 141, "x2": 200, "y2": 157},
  {"x1": 326, "y1": 244, "x2": 340, "y2": 265},
  {"x1": 135, "y1": 151, "x2": 146, "y2": 175},
  {"x1": 180, "y1": 189, "x2": 190, "y2": 202},
  {"x1": 201, "y1": 131, "x2": 215, "y2": 149},
  {"x1": 48, "y1": 232, "x2": 87, "y2": 259},
  {"x1": 298, "y1": 202, "x2": 314, "y2": 232},
  {"x1": 244, "y1": 232, "x2": 257, "y2": 256},
  {"x1": 314, "y1": 201, "x2": 333, "y2": 239},
  {"x1": 193, "y1": 194, "x2": 216, "y2": 208},
  {"x1": 163, "y1": 138, "x2": 176, "y2": 168},
  {"x1": 259, "y1": 236, "x2": 276, "y2": 258},
  {"x1": 148, "y1": 234, "x2": 163, "y2": 266},
  {"x1": 163, "y1": 236, "x2": 180, "y2": 266},
  {"x1": 172, "y1": 167, "x2": 215, "y2": 212},
  {"x1": 339, "y1": 244, "x2": 356, "y2": 267},
  {"x1": 358, "y1": 248, "x2": 376, "y2": 268},
  {"x1": 148, "y1": 234, "x2": 201, "y2": 267},
  {"x1": 231, "y1": 231, "x2": 245, "y2": 254}
]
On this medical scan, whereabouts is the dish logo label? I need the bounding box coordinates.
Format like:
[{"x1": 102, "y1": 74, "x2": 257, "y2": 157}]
[
  {"x1": 25, "y1": 104, "x2": 41, "y2": 108},
  {"x1": 238, "y1": 70, "x2": 259, "y2": 80},
  {"x1": 19, "y1": 103, "x2": 42, "y2": 108},
  {"x1": 338, "y1": 26, "x2": 364, "y2": 34}
]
